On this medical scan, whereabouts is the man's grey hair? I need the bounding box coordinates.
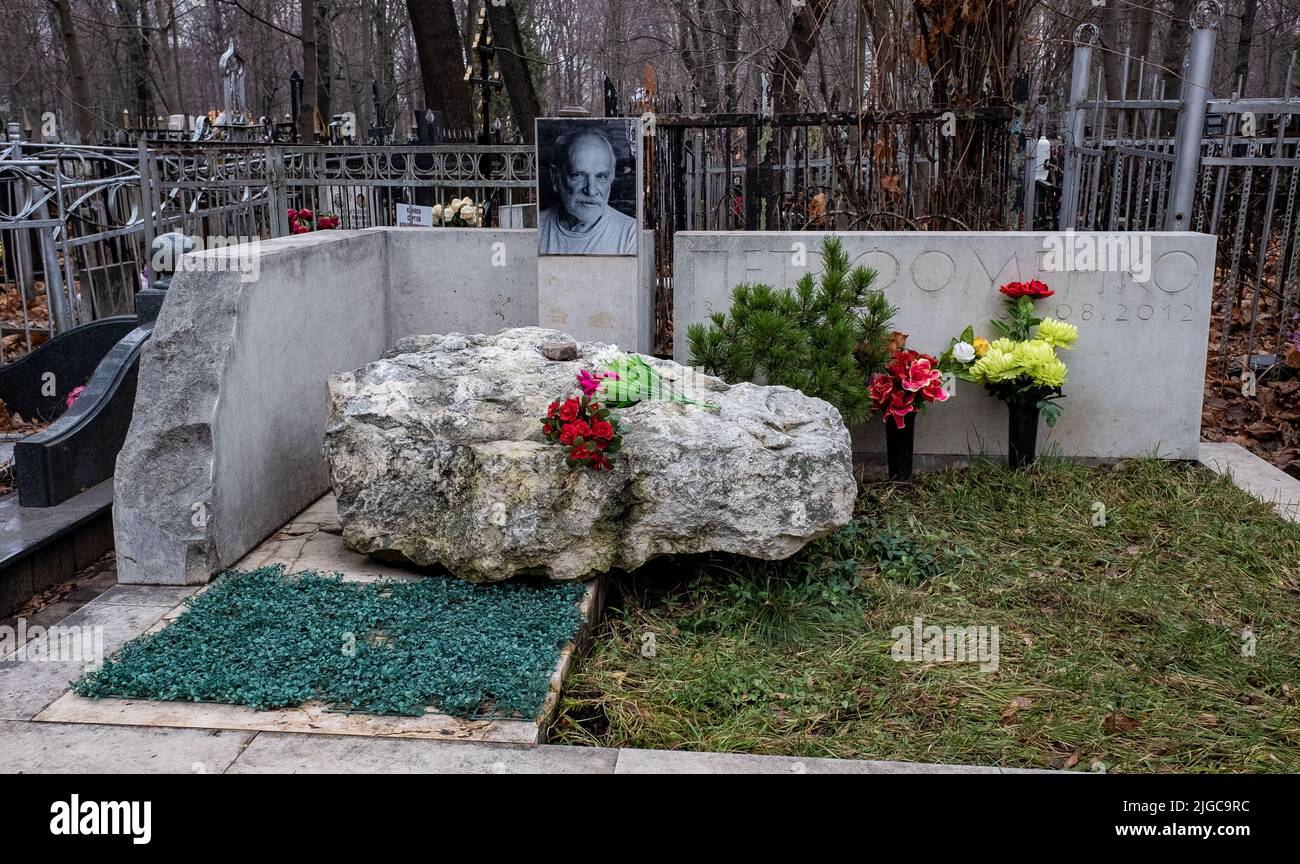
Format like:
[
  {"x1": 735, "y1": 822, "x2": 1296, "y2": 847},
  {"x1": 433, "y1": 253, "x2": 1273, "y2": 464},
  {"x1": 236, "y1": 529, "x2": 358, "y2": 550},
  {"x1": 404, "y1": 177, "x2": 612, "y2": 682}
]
[{"x1": 551, "y1": 127, "x2": 618, "y2": 173}]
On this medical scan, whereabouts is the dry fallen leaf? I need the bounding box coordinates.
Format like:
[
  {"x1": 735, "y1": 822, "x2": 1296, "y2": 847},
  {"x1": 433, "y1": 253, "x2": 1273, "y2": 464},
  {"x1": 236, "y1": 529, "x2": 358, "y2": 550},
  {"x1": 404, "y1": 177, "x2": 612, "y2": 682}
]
[
  {"x1": 1000, "y1": 696, "x2": 1033, "y2": 724},
  {"x1": 1064, "y1": 750, "x2": 1081, "y2": 769},
  {"x1": 1102, "y1": 710, "x2": 1141, "y2": 734},
  {"x1": 1197, "y1": 713, "x2": 1219, "y2": 727}
]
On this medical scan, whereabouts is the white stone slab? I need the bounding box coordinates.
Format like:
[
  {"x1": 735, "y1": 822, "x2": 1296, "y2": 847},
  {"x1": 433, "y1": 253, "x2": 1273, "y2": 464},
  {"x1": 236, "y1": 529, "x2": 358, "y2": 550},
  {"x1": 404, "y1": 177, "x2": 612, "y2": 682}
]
[
  {"x1": 537, "y1": 231, "x2": 655, "y2": 353},
  {"x1": 0, "y1": 719, "x2": 253, "y2": 773},
  {"x1": 386, "y1": 228, "x2": 537, "y2": 342},
  {"x1": 673, "y1": 231, "x2": 1216, "y2": 460},
  {"x1": 1198, "y1": 442, "x2": 1300, "y2": 523},
  {"x1": 227, "y1": 732, "x2": 616, "y2": 773}
]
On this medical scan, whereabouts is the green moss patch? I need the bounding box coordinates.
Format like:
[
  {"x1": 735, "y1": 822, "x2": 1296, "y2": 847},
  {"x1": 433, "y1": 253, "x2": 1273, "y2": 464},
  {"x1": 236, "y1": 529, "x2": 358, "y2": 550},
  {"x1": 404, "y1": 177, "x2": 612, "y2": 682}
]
[{"x1": 75, "y1": 566, "x2": 588, "y2": 718}]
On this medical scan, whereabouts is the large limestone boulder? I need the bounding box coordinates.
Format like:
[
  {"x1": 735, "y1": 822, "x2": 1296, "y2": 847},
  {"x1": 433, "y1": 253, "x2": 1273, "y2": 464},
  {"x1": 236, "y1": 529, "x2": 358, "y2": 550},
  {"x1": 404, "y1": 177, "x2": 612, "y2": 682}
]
[{"x1": 322, "y1": 327, "x2": 856, "y2": 582}]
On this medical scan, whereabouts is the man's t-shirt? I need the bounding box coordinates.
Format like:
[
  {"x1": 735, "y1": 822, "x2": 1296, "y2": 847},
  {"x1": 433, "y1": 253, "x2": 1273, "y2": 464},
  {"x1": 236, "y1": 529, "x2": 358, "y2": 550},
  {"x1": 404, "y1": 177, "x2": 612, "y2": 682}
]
[{"x1": 538, "y1": 205, "x2": 637, "y2": 255}]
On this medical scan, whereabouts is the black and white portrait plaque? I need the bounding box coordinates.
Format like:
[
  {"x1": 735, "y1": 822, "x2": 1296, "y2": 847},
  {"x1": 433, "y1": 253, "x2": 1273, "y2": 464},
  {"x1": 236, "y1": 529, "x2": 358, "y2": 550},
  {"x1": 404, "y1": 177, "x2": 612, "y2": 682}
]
[{"x1": 535, "y1": 117, "x2": 640, "y2": 256}]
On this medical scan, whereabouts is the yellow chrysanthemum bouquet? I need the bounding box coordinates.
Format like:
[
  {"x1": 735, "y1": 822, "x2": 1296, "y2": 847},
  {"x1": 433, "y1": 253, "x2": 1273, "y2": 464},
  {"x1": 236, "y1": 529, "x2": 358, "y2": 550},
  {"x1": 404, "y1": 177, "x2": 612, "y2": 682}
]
[{"x1": 939, "y1": 280, "x2": 1078, "y2": 428}]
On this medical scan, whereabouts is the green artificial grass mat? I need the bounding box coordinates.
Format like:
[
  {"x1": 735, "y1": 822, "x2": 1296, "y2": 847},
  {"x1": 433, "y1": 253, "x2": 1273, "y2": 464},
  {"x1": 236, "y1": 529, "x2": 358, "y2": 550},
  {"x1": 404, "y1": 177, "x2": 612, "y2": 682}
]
[{"x1": 75, "y1": 566, "x2": 588, "y2": 718}]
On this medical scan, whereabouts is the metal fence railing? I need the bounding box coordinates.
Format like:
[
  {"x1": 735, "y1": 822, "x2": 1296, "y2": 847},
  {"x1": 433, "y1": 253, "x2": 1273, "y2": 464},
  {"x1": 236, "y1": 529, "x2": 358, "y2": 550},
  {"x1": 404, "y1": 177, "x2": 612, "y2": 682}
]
[{"x1": 0, "y1": 139, "x2": 538, "y2": 363}]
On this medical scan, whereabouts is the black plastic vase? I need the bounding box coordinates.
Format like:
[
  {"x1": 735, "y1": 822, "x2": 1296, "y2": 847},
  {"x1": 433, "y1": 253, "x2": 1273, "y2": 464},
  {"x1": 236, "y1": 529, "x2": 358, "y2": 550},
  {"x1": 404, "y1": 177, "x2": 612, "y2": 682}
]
[
  {"x1": 885, "y1": 411, "x2": 916, "y2": 481},
  {"x1": 1007, "y1": 402, "x2": 1040, "y2": 469}
]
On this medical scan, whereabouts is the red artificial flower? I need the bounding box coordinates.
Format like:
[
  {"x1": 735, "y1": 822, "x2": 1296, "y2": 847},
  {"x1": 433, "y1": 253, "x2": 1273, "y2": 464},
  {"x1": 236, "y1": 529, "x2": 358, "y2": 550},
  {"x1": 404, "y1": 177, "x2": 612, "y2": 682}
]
[
  {"x1": 298, "y1": 208, "x2": 314, "y2": 220},
  {"x1": 901, "y1": 357, "x2": 941, "y2": 392},
  {"x1": 887, "y1": 349, "x2": 919, "y2": 379},
  {"x1": 885, "y1": 390, "x2": 915, "y2": 428},
  {"x1": 591, "y1": 420, "x2": 614, "y2": 440},
  {"x1": 590, "y1": 452, "x2": 612, "y2": 470},
  {"x1": 547, "y1": 400, "x2": 559, "y2": 419},
  {"x1": 570, "y1": 444, "x2": 593, "y2": 461},
  {"x1": 868, "y1": 373, "x2": 894, "y2": 408},
  {"x1": 920, "y1": 379, "x2": 949, "y2": 403},
  {"x1": 999, "y1": 279, "x2": 1054, "y2": 300},
  {"x1": 559, "y1": 399, "x2": 580, "y2": 422}
]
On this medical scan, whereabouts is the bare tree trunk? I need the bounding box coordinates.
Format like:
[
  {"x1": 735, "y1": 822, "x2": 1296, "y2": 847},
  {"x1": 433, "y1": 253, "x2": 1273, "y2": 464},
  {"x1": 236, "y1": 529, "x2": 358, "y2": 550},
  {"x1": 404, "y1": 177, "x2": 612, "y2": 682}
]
[
  {"x1": 486, "y1": 0, "x2": 542, "y2": 142},
  {"x1": 148, "y1": 0, "x2": 182, "y2": 114},
  {"x1": 1127, "y1": 0, "x2": 1154, "y2": 93},
  {"x1": 1161, "y1": 0, "x2": 1195, "y2": 98},
  {"x1": 49, "y1": 0, "x2": 94, "y2": 141},
  {"x1": 114, "y1": 0, "x2": 153, "y2": 128},
  {"x1": 316, "y1": 0, "x2": 333, "y2": 124},
  {"x1": 300, "y1": 0, "x2": 319, "y2": 140},
  {"x1": 770, "y1": 0, "x2": 837, "y2": 115},
  {"x1": 405, "y1": 0, "x2": 472, "y2": 129},
  {"x1": 1234, "y1": 0, "x2": 1259, "y2": 94},
  {"x1": 1099, "y1": 6, "x2": 1126, "y2": 99}
]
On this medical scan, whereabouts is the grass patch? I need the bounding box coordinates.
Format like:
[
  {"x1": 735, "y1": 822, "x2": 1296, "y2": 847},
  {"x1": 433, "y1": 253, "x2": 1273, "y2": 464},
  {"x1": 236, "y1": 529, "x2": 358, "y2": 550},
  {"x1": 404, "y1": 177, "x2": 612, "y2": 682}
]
[
  {"x1": 551, "y1": 458, "x2": 1300, "y2": 772},
  {"x1": 76, "y1": 566, "x2": 587, "y2": 718}
]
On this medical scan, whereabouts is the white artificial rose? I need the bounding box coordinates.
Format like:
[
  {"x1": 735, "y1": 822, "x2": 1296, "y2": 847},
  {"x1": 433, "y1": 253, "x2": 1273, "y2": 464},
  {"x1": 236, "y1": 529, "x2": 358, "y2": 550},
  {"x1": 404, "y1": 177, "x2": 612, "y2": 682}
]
[
  {"x1": 953, "y1": 341, "x2": 976, "y2": 363},
  {"x1": 432, "y1": 204, "x2": 443, "y2": 220},
  {"x1": 459, "y1": 204, "x2": 476, "y2": 220},
  {"x1": 450, "y1": 197, "x2": 463, "y2": 210}
]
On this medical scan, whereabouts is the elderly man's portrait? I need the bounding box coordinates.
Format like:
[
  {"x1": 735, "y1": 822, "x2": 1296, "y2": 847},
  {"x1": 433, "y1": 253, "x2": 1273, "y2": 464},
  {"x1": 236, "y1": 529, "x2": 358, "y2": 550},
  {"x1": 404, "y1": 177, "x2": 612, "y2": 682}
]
[{"x1": 536, "y1": 118, "x2": 639, "y2": 256}]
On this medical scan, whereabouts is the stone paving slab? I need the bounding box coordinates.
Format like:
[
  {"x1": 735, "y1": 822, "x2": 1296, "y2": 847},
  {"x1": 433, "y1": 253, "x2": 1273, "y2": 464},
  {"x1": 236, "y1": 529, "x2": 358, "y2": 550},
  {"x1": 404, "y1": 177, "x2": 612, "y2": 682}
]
[
  {"x1": 0, "y1": 602, "x2": 172, "y2": 720},
  {"x1": 227, "y1": 731, "x2": 619, "y2": 774},
  {"x1": 0, "y1": 719, "x2": 253, "y2": 773},
  {"x1": 612, "y1": 747, "x2": 1012, "y2": 774},
  {"x1": 88, "y1": 584, "x2": 199, "y2": 607},
  {"x1": 36, "y1": 692, "x2": 542, "y2": 743},
  {"x1": 1199, "y1": 442, "x2": 1300, "y2": 523}
]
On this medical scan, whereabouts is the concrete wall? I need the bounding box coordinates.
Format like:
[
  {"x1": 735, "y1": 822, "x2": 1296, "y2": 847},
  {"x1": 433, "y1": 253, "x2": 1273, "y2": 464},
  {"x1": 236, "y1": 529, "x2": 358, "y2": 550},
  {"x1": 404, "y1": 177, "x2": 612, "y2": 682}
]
[
  {"x1": 537, "y1": 231, "x2": 655, "y2": 353},
  {"x1": 115, "y1": 231, "x2": 390, "y2": 584},
  {"x1": 386, "y1": 228, "x2": 537, "y2": 343},
  {"x1": 673, "y1": 231, "x2": 1215, "y2": 460}
]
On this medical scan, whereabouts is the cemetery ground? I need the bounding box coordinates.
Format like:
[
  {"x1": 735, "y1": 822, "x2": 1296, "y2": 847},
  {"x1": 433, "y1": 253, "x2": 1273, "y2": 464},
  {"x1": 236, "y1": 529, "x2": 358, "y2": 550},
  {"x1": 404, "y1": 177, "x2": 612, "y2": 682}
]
[{"x1": 553, "y1": 457, "x2": 1300, "y2": 773}]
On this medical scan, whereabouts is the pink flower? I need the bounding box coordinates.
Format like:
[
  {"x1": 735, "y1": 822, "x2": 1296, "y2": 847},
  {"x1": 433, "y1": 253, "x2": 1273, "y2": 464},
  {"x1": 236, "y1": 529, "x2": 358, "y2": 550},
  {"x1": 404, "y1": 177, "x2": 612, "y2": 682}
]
[
  {"x1": 885, "y1": 391, "x2": 915, "y2": 428},
  {"x1": 65, "y1": 385, "x2": 86, "y2": 409},
  {"x1": 576, "y1": 369, "x2": 601, "y2": 397},
  {"x1": 576, "y1": 369, "x2": 620, "y2": 397},
  {"x1": 921, "y1": 380, "x2": 949, "y2": 403},
  {"x1": 901, "y1": 357, "x2": 941, "y2": 392}
]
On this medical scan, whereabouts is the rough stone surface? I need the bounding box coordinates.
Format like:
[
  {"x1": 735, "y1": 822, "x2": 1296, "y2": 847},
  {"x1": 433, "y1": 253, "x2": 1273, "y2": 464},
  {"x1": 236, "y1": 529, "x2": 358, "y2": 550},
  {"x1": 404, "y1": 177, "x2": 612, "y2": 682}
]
[
  {"x1": 323, "y1": 327, "x2": 855, "y2": 582},
  {"x1": 541, "y1": 340, "x2": 578, "y2": 361},
  {"x1": 114, "y1": 230, "x2": 389, "y2": 584}
]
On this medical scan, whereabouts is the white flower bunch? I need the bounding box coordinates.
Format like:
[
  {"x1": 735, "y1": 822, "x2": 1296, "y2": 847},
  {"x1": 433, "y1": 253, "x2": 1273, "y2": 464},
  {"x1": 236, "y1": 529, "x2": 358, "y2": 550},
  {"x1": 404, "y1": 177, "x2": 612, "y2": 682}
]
[{"x1": 436, "y1": 197, "x2": 484, "y2": 227}]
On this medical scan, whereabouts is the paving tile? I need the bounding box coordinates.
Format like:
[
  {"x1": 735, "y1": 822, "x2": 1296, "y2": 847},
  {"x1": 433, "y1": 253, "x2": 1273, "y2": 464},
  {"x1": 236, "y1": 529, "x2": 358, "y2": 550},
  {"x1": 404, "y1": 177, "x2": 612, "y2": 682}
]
[
  {"x1": 0, "y1": 720, "x2": 253, "y2": 773},
  {"x1": 227, "y1": 732, "x2": 617, "y2": 774},
  {"x1": 612, "y1": 747, "x2": 1003, "y2": 774},
  {"x1": 87, "y1": 584, "x2": 199, "y2": 607},
  {"x1": 36, "y1": 692, "x2": 542, "y2": 745},
  {"x1": 0, "y1": 602, "x2": 172, "y2": 719},
  {"x1": 0, "y1": 660, "x2": 95, "y2": 720}
]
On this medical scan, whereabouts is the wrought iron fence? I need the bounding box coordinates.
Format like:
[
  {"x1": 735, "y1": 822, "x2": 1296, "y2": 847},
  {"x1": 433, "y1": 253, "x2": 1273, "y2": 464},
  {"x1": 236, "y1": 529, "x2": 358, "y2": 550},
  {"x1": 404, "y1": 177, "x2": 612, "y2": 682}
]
[
  {"x1": 0, "y1": 139, "x2": 537, "y2": 362},
  {"x1": 1061, "y1": 0, "x2": 1300, "y2": 368},
  {"x1": 645, "y1": 106, "x2": 1023, "y2": 353}
]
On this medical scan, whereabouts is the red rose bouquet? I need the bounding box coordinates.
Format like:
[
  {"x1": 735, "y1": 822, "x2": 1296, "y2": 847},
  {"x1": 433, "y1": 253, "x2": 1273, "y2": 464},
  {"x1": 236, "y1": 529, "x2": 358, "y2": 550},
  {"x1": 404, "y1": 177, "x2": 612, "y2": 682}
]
[
  {"x1": 541, "y1": 371, "x2": 624, "y2": 470},
  {"x1": 288, "y1": 208, "x2": 340, "y2": 234},
  {"x1": 869, "y1": 346, "x2": 949, "y2": 429}
]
